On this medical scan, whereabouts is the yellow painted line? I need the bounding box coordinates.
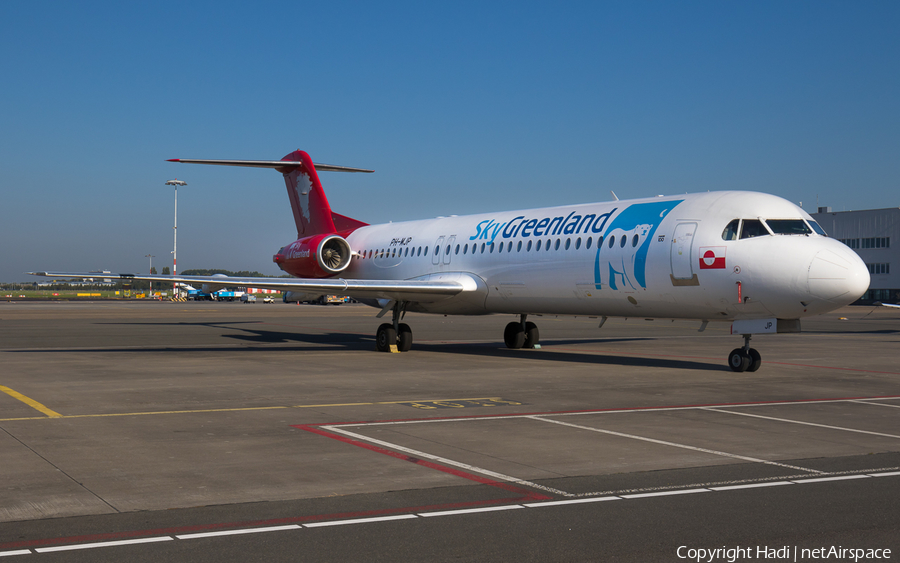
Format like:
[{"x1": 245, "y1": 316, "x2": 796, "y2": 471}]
[
  {"x1": 0, "y1": 385, "x2": 63, "y2": 418},
  {"x1": 0, "y1": 398, "x2": 505, "y2": 422}
]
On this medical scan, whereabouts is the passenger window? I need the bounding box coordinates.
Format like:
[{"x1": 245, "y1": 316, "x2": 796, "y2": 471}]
[
  {"x1": 632, "y1": 234, "x2": 639, "y2": 247},
  {"x1": 586, "y1": 237, "x2": 592, "y2": 249},
  {"x1": 546, "y1": 239, "x2": 551, "y2": 251},
  {"x1": 536, "y1": 240, "x2": 542, "y2": 251},
  {"x1": 455, "y1": 244, "x2": 460, "y2": 255},
  {"x1": 517, "y1": 241, "x2": 522, "y2": 252},
  {"x1": 722, "y1": 219, "x2": 739, "y2": 241},
  {"x1": 608, "y1": 235, "x2": 615, "y2": 248},
  {"x1": 740, "y1": 219, "x2": 768, "y2": 239},
  {"x1": 526, "y1": 240, "x2": 532, "y2": 251},
  {"x1": 555, "y1": 239, "x2": 561, "y2": 250},
  {"x1": 619, "y1": 236, "x2": 627, "y2": 248},
  {"x1": 565, "y1": 239, "x2": 571, "y2": 250},
  {"x1": 575, "y1": 238, "x2": 581, "y2": 250},
  {"x1": 765, "y1": 219, "x2": 812, "y2": 235}
]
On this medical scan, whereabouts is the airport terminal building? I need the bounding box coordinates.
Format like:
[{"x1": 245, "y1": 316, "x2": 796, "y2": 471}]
[{"x1": 811, "y1": 206, "x2": 899, "y2": 304}]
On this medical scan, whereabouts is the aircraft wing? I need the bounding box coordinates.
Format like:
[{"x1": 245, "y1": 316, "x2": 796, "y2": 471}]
[
  {"x1": 28, "y1": 272, "x2": 468, "y2": 303},
  {"x1": 875, "y1": 302, "x2": 900, "y2": 308}
]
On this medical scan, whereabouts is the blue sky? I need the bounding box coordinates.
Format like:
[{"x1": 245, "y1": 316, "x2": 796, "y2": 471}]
[{"x1": 1, "y1": 1, "x2": 898, "y2": 282}]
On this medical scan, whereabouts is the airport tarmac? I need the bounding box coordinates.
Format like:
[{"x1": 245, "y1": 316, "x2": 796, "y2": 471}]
[{"x1": 0, "y1": 301, "x2": 898, "y2": 561}]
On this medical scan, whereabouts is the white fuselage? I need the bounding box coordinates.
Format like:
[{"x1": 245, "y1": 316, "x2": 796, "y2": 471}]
[{"x1": 338, "y1": 191, "x2": 869, "y2": 320}]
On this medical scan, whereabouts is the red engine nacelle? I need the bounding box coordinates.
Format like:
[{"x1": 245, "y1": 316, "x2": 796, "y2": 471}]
[{"x1": 273, "y1": 234, "x2": 353, "y2": 278}]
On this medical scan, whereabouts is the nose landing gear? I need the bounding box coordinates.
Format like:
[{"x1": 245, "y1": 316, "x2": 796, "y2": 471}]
[{"x1": 728, "y1": 334, "x2": 761, "y2": 372}]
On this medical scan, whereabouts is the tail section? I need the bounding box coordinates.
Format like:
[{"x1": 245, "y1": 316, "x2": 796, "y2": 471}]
[
  {"x1": 167, "y1": 150, "x2": 372, "y2": 238},
  {"x1": 281, "y1": 150, "x2": 337, "y2": 237}
]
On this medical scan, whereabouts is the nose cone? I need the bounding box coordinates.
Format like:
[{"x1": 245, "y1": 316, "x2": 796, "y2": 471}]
[{"x1": 807, "y1": 243, "x2": 870, "y2": 306}]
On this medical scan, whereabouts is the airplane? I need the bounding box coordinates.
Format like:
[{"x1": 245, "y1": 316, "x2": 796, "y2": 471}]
[
  {"x1": 875, "y1": 302, "x2": 900, "y2": 308},
  {"x1": 30, "y1": 149, "x2": 870, "y2": 372}
]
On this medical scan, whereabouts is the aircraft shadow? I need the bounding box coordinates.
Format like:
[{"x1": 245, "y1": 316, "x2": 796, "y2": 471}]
[{"x1": 17, "y1": 321, "x2": 724, "y2": 371}]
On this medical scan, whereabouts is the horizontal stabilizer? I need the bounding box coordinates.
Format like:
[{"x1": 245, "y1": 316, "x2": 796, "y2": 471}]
[{"x1": 167, "y1": 159, "x2": 373, "y2": 173}]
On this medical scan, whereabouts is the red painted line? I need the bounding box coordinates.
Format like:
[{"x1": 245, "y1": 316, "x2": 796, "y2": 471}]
[
  {"x1": 0, "y1": 497, "x2": 528, "y2": 551},
  {"x1": 295, "y1": 424, "x2": 550, "y2": 500}
]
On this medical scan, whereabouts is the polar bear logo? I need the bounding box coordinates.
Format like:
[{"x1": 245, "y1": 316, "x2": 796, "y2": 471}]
[{"x1": 593, "y1": 200, "x2": 684, "y2": 290}]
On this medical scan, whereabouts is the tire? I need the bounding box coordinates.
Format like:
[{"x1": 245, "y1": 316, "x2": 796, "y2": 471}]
[
  {"x1": 524, "y1": 322, "x2": 540, "y2": 348},
  {"x1": 504, "y1": 321, "x2": 525, "y2": 349},
  {"x1": 376, "y1": 323, "x2": 397, "y2": 352},
  {"x1": 397, "y1": 323, "x2": 413, "y2": 352},
  {"x1": 746, "y1": 348, "x2": 762, "y2": 372},
  {"x1": 728, "y1": 348, "x2": 750, "y2": 372}
]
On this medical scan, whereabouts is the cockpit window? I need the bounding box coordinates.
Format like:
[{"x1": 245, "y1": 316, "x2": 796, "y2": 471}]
[
  {"x1": 765, "y1": 219, "x2": 812, "y2": 235},
  {"x1": 808, "y1": 220, "x2": 827, "y2": 236},
  {"x1": 740, "y1": 219, "x2": 768, "y2": 239},
  {"x1": 722, "y1": 219, "x2": 740, "y2": 241}
]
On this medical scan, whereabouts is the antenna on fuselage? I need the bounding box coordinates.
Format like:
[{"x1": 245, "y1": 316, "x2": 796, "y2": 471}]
[{"x1": 610, "y1": 191, "x2": 619, "y2": 201}]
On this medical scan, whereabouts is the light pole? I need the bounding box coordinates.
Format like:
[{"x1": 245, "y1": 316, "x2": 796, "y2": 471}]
[
  {"x1": 145, "y1": 254, "x2": 155, "y2": 298},
  {"x1": 165, "y1": 180, "x2": 187, "y2": 297}
]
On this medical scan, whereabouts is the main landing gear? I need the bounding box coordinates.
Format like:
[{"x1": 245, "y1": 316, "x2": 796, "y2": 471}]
[
  {"x1": 728, "y1": 333, "x2": 761, "y2": 372},
  {"x1": 504, "y1": 314, "x2": 540, "y2": 349},
  {"x1": 375, "y1": 301, "x2": 413, "y2": 352}
]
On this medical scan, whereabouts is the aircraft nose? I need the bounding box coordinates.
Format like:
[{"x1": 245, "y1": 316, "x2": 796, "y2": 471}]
[{"x1": 807, "y1": 244, "x2": 870, "y2": 306}]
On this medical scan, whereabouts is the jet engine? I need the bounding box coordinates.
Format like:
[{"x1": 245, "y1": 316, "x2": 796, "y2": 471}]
[{"x1": 273, "y1": 234, "x2": 353, "y2": 278}]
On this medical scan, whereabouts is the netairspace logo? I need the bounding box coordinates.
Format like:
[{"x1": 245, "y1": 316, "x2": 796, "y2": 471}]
[{"x1": 676, "y1": 545, "x2": 892, "y2": 562}]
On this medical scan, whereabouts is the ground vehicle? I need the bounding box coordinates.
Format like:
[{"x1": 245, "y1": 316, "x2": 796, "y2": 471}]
[
  {"x1": 213, "y1": 289, "x2": 245, "y2": 302},
  {"x1": 262, "y1": 296, "x2": 274, "y2": 303},
  {"x1": 240, "y1": 294, "x2": 256, "y2": 303}
]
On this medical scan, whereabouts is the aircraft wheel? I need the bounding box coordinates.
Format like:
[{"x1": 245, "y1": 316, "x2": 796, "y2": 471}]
[
  {"x1": 376, "y1": 323, "x2": 397, "y2": 352},
  {"x1": 728, "y1": 348, "x2": 750, "y2": 372},
  {"x1": 746, "y1": 348, "x2": 762, "y2": 372},
  {"x1": 524, "y1": 322, "x2": 540, "y2": 348},
  {"x1": 397, "y1": 323, "x2": 413, "y2": 352},
  {"x1": 504, "y1": 321, "x2": 525, "y2": 349}
]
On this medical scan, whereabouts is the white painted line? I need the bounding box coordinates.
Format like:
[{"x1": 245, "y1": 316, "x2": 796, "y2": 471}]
[
  {"x1": 621, "y1": 488, "x2": 710, "y2": 499},
  {"x1": 176, "y1": 524, "x2": 301, "y2": 539},
  {"x1": 791, "y1": 475, "x2": 871, "y2": 484},
  {"x1": 709, "y1": 481, "x2": 794, "y2": 491},
  {"x1": 35, "y1": 536, "x2": 173, "y2": 553},
  {"x1": 420, "y1": 505, "x2": 525, "y2": 517},
  {"x1": 528, "y1": 416, "x2": 821, "y2": 474},
  {"x1": 524, "y1": 496, "x2": 621, "y2": 507},
  {"x1": 303, "y1": 514, "x2": 419, "y2": 528},
  {"x1": 851, "y1": 399, "x2": 900, "y2": 409},
  {"x1": 326, "y1": 426, "x2": 574, "y2": 497},
  {"x1": 0, "y1": 550, "x2": 31, "y2": 557},
  {"x1": 870, "y1": 471, "x2": 900, "y2": 477},
  {"x1": 705, "y1": 408, "x2": 900, "y2": 439}
]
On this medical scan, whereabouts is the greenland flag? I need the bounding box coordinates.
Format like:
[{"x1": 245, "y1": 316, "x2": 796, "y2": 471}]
[{"x1": 699, "y1": 246, "x2": 726, "y2": 269}]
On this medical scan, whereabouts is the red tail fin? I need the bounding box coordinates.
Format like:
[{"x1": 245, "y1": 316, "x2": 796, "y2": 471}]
[
  {"x1": 168, "y1": 150, "x2": 371, "y2": 237},
  {"x1": 281, "y1": 150, "x2": 336, "y2": 237}
]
